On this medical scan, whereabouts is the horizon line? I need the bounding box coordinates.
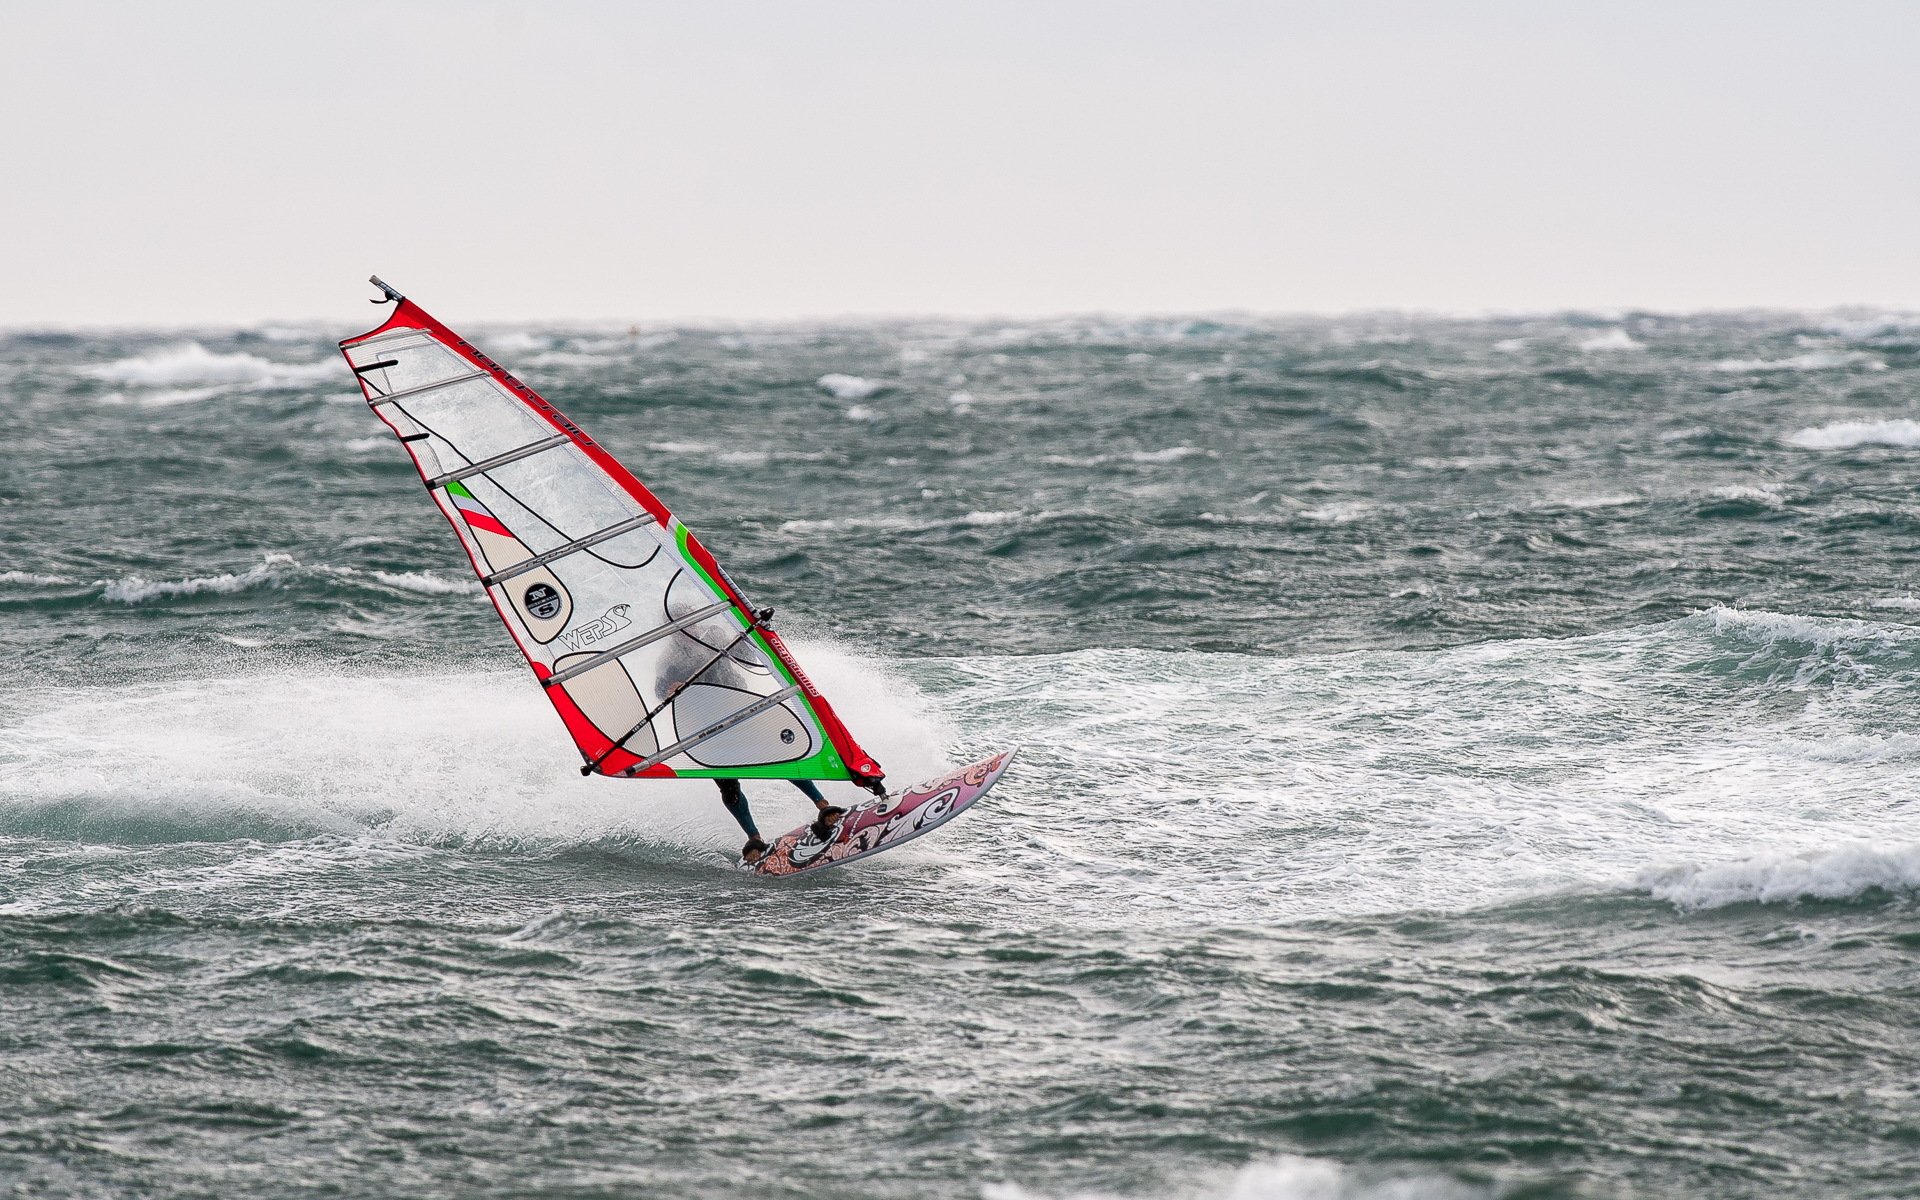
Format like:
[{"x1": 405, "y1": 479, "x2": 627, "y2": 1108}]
[{"x1": 7, "y1": 301, "x2": 1920, "y2": 335}]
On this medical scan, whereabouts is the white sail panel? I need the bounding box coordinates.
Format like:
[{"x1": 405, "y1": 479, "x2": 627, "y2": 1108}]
[{"x1": 338, "y1": 293, "x2": 884, "y2": 785}]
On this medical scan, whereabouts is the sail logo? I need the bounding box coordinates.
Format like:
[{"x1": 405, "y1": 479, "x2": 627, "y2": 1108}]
[
  {"x1": 558, "y1": 604, "x2": 633, "y2": 651},
  {"x1": 523, "y1": 582, "x2": 564, "y2": 621}
]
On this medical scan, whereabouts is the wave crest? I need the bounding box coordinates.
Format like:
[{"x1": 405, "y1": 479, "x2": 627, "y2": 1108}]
[
  {"x1": 1640, "y1": 842, "x2": 1920, "y2": 910},
  {"x1": 80, "y1": 342, "x2": 335, "y2": 391},
  {"x1": 1785, "y1": 419, "x2": 1920, "y2": 449},
  {"x1": 985, "y1": 1156, "x2": 1491, "y2": 1200}
]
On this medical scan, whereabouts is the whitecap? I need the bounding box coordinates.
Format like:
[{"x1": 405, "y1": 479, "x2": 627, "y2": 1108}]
[
  {"x1": 479, "y1": 331, "x2": 550, "y2": 355},
  {"x1": 255, "y1": 326, "x2": 322, "y2": 343},
  {"x1": 1714, "y1": 350, "x2": 1886, "y2": 372},
  {"x1": 1639, "y1": 842, "x2": 1920, "y2": 910},
  {"x1": 1537, "y1": 492, "x2": 1639, "y2": 511},
  {"x1": 1706, "y1": 484, "x2": 1784, "y2": 505},
  {"x1": 777, "y1": 515, "x2": 919, "y2": 535},
  {"x1": 844, "y1": 405, "x2": 877, "y2": 421},
  {"x1": 1128, "y1": 446, "x2": 1211, "y2": 464},
  {"x1": 817, "y1": 373, "x2": 882, "y2": 400},
  {"x1": 80, "y1": 343, "x2": 334, "y2": 390},
  {"x1": 1578, "y1": 328, "x2": 1643, "y2": 352},
  {"x1": 369, "y1": 570, "x2": 480, "y2": 596},
  {"x1": 1299, "y1": 500, "x2": 1375, "y2": 524},
  {"x1": 1785, "y1": 419, "x2": 1920, "y2": 449},
  {"x1": 646, "y1": 441, "x2": 715, "y2": 455},
  {"x1": 101, "y1": 553, "x2": 297, "y2": 603},
  {"x1": 0, "y1": 570, "x2": 77, "y2": 586},
  {"x1": 986, "y1": 1155, "x2": 1490, "y2": 1200}
]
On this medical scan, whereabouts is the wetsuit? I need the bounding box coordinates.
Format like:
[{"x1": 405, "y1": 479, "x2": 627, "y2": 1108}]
[{"x1": 716, "y1": 778, "x2": 826, "y2": 840}]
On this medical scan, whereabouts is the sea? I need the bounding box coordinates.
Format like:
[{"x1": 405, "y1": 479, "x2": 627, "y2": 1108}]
[{"x1": 3, "y1": 310, "x2": 1919, "y2": 1198}]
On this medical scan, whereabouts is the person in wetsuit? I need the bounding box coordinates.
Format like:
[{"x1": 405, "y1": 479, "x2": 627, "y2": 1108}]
[{"x1": 649, "y1": 614, "x2": 885, "y2": 863}]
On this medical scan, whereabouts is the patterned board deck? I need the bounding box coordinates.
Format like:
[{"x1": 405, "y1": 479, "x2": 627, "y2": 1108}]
[{"x1": 746, "y1": 749, "x2": 1017, "y2": 877}]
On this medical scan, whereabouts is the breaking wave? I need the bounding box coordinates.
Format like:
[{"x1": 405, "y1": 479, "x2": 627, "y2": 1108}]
[
  {"x1": 1785, "y1": 418, "x2": 1920, "y2": 449},
  {"x1": 1714, "y1": 350, "x2": 1886, "y2": 372},
  {"x1": 79, "y1": 342, "x2": 335, "y2": 390},
  {"x1": 1638, "y1": 842, "x2": 1920, "y2": 910},
  {"x1": 97, "y1": 554, "x2": 479, "y2": 604},
  {"x1": 101, "y1": 554, "x2": 295, "y2": 603},
  {"x1": 817, "y1": 373, "x2": 884, "y2": 400},
  {"x1": 1578, "y1": 328, "x2": 1643, "y2": 352},
  {"x1": 984, "y1": 1156, "x2": 1491, "y2": 1200}
]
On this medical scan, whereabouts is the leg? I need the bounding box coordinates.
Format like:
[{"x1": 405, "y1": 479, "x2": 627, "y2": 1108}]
[
  {"x1": 790, "y1": 778, "x2": 825, "y2": 806},
  {"x1": 792, "y1": 778, "x2": 846, "y2": 838},
  {"x1": 717, "y1": 779, "x2": 761, "y2": 840}
]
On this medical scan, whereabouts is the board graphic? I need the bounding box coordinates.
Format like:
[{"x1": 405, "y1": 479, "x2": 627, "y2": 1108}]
[{"x1": 748, "y1": 749, "x2": 1017, "y2": 877}]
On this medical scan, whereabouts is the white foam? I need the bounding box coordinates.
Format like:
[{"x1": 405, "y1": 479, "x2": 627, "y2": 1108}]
[
  {"x1": 1299, "y1": 500, "x2": 1376, "y2": 524},
  {"x1": 255, "y1": 325, "x2": 322, "y2": 343},
  {"x1": 1870, "y1": 596, "x2": 1920, "y2": 610},
  {"x1": 1577, "y1": 328, "x2": 1643, "y2": 352},
  {"x1": 13, "y1": 608, "x2": 1920, "y2": 925},
  {"x1": 80, "y1": 343, "x2": 334, "y2": 390},
  {"x1": 1706, "y1": 484, "x2": 1784, "y2": 506},
  {"x1": 1714, "y1": 350, "x2": 1886, "y2": 373},
  {"x1": 1639, "y1": 842, "x2": 1920, "y2": 910},
  {"x1": 0, "y1": 570, "x2": 77, "y2": 586},
  {"x1": 524, "y1": 350, "x2": 609, "y2": 368},
  {"x1": 844, "y1": 404, "x2": 877, "y2": 421},
  {"x1": 1817, "y1": 313, "x2": 1920, "y2": 339},
  {"x1": 0, "y1": 639, "x2": 951, "y2": 857},
  {"x1": 778, "y1": 514, "x2": 924, "y2": 535},
  {"x1": 101, "y1": 553, "x2": 296, "y2": 603},
  {"x1": 369, "y1": 570, "x2": 480, "y2": 596},
  {"x1": 1538, "y1": 492, "x2": 1639, "y2": 511},
  {"x1": 479, "y1": 331, "x2": 550, "y2": 355},
  {"x1": 1785, "y1": 419, "x2": 1920, "y2": 449},
  {"x1": 817, "y1": 373, "x2": 882, "y2": 400},
  {"x1": 985, "y1": 1156, "x2": 1489, "y2": 1200},
  {"x1": 646, "y1": 441, "x2": 715, "y2": 455},
  {"x1": 1129, "y1": 446, "x2": 1211, "y2": 464},
  {"x1": 1039, "y1": 448, "x2": 1213, "y2": 468},
  {"x1": 1697, "y1": 603, "x2": 1909, "y2": 648},
  {"x1": 98, "y1": 555, "x2": 482, "y2": 604}
]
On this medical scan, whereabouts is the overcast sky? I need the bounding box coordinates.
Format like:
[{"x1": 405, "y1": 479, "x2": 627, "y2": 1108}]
[{"x1": 4, "y1": 1, "x2": 1918, "y2": 324}]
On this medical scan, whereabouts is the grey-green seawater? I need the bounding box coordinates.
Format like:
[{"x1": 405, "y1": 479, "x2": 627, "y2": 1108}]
[{"x1": 3, "y1": 313, "x2": 1920, "y2": 1198}]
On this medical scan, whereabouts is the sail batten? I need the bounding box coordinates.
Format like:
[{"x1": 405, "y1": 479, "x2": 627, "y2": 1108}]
[
  {"x1": 626, "y1": 685, "x2": 805, "y2": 775},
  {"x1": 539, "y1": 599, "x2": 737, "y2": 688},
  {"x1": 339, "y1": 291, "x2": 886, "y2": 785},
  {"x1": 368, "y1": 368, "x2": 490, "y2": 406},
  {"x1": 426, "y1": 432, "x2": 572, "y2": 489},
  {"x1": 482, "y1": 513, "x2": 660, "y2": 585}
]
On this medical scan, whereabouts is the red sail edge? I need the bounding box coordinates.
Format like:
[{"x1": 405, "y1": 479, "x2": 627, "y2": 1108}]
[{"x1": 339, "y1": 295, "x2": 886, "y2": 785}]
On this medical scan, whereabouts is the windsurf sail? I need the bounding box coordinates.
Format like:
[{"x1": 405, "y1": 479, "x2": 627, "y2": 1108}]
[{"x1": 337, "y1": 277, "x2": 885, "y2": 785}]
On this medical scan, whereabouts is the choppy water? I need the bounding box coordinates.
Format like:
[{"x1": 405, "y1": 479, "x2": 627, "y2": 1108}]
[{"x1": 4, "y1": 311, "x2": 1920, "y2": 1198}]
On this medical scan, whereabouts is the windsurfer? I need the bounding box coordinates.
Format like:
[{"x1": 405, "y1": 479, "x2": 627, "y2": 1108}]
[{"x1": 721, "y1": 779, "x2": 849, "y2": 863}]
